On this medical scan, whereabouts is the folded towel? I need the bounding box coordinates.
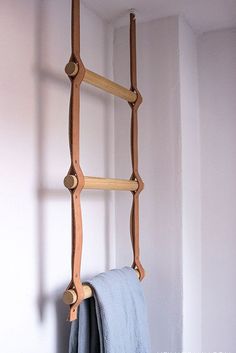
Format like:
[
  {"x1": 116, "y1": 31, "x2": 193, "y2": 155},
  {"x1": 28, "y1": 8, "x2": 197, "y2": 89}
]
[{"x1": 69, "y1": 267, "x2": 151, "y2": 353}]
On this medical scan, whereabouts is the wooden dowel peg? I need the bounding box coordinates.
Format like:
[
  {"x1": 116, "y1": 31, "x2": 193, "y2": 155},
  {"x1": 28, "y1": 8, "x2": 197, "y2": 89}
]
[
  {"x1": 84, "y1": 69, "x2": 137, "y2": 103},
  {"x1": 84, "y1": 176, "x2": 139, "y2": 191},
  {"x1": 65, "y1": 62, "x2": 79, "y2": 77},
  {"x1": 63, "y1": 289, "x2": 77, "y2": 305},
  {"x1": 83, "y1": 284, "x2": 93, "y2": 299},
  {"x1": 63, "y1": 285, "x2": 93, "y2": 305},
  {"x1": 64, "y1": 175, "x2": 78, "y2": 189},
  {"x1": 64, "y1": 175, "x2": 139, "y2": 192}
]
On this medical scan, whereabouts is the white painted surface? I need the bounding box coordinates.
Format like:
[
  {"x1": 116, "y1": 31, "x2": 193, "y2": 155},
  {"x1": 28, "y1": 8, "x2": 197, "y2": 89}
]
[
  {"x1": 199, "y1": 28, "x2": 236, "y2": 352},
  {"x1": 179, "y1": 18, "x2": 202, "y2": 351},
  {"x1": 114, "y1": 17, "x2": 183, "y2": 352},
  {"x1": 0, "y1": 1, "x2": 114, "y2": 352},
  {"x1": 85, "y1": 0, "x2": 236, "y2": 33}
]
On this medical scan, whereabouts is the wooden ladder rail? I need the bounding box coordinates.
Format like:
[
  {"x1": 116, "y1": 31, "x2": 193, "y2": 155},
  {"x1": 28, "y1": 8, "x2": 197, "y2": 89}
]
[{"x1": 63, "y1": 0, "x2": 144, "y2": 321}]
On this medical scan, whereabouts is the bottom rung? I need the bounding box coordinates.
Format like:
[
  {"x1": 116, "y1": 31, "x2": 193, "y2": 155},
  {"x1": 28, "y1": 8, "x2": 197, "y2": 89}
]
[{"x1": 63, "y1": 270, "x2": 140, "y2": 305}]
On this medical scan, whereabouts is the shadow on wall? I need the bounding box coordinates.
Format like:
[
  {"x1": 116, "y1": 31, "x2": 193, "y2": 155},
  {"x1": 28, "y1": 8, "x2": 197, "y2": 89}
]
[{"x1": 34, "y1": 0, "x2": 113, "y2": 352}]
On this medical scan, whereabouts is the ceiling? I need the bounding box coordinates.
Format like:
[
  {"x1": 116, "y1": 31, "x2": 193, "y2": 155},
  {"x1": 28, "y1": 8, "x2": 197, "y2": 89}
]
[{"x1": 83, "y1": 0, "x2": 236, "y2": 33}]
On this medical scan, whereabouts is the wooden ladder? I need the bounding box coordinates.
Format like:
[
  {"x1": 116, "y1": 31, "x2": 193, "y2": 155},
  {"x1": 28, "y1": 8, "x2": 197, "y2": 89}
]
[{"x1": 63, "y1": 0, "x2": 145, "y2": 321}]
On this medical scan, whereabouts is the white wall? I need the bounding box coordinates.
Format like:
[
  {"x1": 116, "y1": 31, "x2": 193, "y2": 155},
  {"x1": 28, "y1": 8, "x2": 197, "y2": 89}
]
[
  {"x1": 114, "y1": 17, "x2": 183, "y2": 352},
  {"x1": 179, "y1": 18, "x2": 202, "y2": 351},
  {"x1": 0, "y1": 1, "x2": 114, "y2": 352},
  {"x1": 114, "y1": 17, "x2": 236, "y2": 353},
  {"x1": 199, "y1": 28, "x2": 236, "y2": 352}
]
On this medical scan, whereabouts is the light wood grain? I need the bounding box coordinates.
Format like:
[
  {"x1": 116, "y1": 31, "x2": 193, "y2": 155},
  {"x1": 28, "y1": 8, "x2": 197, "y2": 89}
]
[
  {"x1": 65, "y1": 62, "x2": 78, "y2": 77},
  {"x1": 63, "y1": 289, "x2": 77, "y2": 305},
  {"x1": 64, "y1": 175, "x2": 139, "y2": 191},
  {"x1": 84, "y1": 176, "x2": 138, "y2": 191},
  {"x1": 84, "y1": 69, "x2": 137, "y2": 103},
  {"x1": 64, "y1": 175, "x2": 78, "y2": 189}
]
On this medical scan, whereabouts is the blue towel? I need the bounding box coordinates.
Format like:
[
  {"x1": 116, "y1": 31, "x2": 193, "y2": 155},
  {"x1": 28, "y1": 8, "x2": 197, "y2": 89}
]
[{"x1": 69, "y1": 267, "x2": 151, "y2": 353}]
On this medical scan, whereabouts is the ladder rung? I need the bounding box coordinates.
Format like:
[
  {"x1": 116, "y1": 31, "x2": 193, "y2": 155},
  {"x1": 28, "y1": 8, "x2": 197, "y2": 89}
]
[
  {"x1": 64, "y1": 175, "x2": 138, "y2": 191},
  {"x1": 84, "y1": 176, "x2": 138, "y2": 191},
  {"x1": 84, "y1": 69, "x2": 137, "y2": 103}
]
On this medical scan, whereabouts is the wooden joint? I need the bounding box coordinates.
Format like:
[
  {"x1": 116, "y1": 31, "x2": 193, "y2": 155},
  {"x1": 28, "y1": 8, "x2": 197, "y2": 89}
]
[
  {"x1": 63, "y1": 289, "x2": 77, "y2": 305},
  {"x1": 130, "y1": 173, "x2": 144, "y2": 193},
  {"x1": 137, "y1": 177, "x2": 144, "y2": 193},
  {"x1": 129, "y1": 88, "x2": 142, "y2": 109},
  {"x1": 64, "y1": 175, "x2": 78, "y2": 189},
  {"x1": 65, "y1": 61, "x2": 78, "y2": 77}
]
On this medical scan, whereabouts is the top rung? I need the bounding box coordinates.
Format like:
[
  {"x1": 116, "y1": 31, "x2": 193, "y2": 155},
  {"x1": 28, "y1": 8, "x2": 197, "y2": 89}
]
[{"x1": 65, "y1": 62, "x2": 137, "y2": 103}]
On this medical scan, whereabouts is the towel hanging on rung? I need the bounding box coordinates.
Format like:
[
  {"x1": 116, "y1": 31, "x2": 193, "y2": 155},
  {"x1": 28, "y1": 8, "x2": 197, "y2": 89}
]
[{"x1": 69, "y1": 267, "x2": 151, "y2": 353}]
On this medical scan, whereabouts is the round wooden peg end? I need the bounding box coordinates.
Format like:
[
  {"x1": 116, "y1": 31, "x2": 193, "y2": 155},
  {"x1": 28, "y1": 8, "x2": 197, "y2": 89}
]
[
  {"x1": 64, "y1": 175, "x2": 78, "y2": 189},
  {"x1": 63, "y1": 289, "x2": 77, "y2": 305},
  {"x1": 65, "y1": 62, "x2": 78, "y2": 77}
]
